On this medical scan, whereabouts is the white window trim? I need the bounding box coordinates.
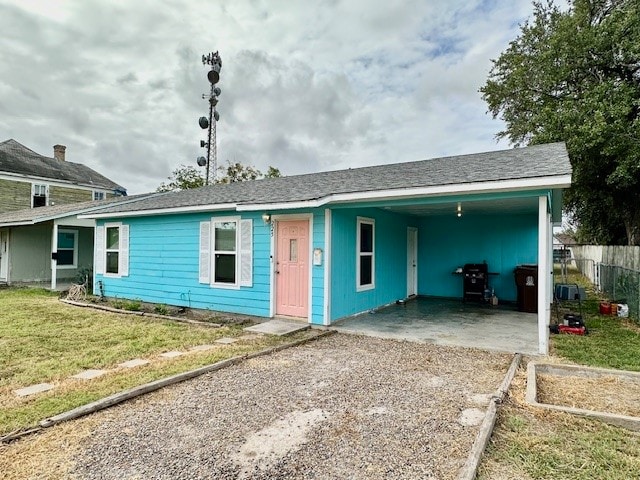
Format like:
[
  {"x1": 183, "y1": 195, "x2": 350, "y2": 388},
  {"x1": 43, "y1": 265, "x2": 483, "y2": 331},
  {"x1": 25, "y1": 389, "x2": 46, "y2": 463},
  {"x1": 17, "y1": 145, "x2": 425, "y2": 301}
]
[
  {"x1": 31, "y1": 183, "x2": 48, "y2": 208},
  {"x1": 211, "y1": 216, "x2": 241, "y2": 289},
  {"x1": 93, "y1": 190, "x2": 106, "y2": 201},
  {"x1": 356, "y1": 216, "x2": 375, "y2": 292},
  {"x1": 56, "y1": 229, "x2": 78, "y2": 269},
  {"x1": 103, "y1": 222, "x2": 123, "y2": 278}
]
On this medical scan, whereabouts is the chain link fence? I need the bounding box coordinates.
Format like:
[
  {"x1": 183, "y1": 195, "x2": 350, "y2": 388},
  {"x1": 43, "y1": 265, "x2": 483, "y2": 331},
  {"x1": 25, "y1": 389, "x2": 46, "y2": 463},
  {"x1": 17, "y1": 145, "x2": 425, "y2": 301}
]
[
  {"x1": 566, "y1": 257, "x2": 640, "y2": 323},
  {"x1": 598, "y1": 264, "x2": 640, "y2": 322}
]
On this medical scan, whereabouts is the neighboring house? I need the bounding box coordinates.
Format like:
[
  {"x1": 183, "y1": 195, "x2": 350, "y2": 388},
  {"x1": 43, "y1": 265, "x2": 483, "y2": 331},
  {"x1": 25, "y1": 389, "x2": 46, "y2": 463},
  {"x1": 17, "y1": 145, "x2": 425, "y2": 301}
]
[
  {"x1": 82, "y1": 142, "x2": 572, "y2": 355},
  {"x1": 0, "y1": 139, "x2": 126, "y2": 213},
  {"x1": 0, "y1": 194, "x2": 156, "y2": 289}
]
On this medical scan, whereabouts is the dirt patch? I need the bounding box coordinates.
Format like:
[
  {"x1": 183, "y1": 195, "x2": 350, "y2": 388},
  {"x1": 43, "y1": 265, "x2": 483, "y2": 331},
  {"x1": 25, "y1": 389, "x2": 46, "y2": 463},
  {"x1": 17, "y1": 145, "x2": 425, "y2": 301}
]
[
  {"x1": 233, "y1": 409, "x2": 327, "y2": 477},
  {"x1": 537, "y1": 372, "x2": 640, "y2": 418}
]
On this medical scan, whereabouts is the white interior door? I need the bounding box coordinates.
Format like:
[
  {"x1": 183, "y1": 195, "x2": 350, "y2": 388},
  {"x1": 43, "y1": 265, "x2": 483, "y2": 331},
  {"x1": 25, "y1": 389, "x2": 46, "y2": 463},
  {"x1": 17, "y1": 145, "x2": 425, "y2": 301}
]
[
  {"x1": 0, "y1": 230, "x2": 8, "y2": 282},
  {"x1": 407, "y1": 227, "x2": 417, "y2": 297}
]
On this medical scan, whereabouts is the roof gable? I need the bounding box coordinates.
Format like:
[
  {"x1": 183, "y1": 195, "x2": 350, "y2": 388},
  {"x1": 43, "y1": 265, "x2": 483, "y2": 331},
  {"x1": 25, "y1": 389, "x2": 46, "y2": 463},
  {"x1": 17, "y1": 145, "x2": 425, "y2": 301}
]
[{"x1": 0, "y1": 139, "x2": 125, "y2": 192}]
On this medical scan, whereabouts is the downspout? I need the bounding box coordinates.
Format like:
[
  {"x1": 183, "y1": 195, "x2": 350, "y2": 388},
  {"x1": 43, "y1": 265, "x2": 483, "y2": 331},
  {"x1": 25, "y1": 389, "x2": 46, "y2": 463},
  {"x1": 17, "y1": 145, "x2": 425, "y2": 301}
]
[{"x1": 51, "y1": 221, "x2": 58, "y2": 290}]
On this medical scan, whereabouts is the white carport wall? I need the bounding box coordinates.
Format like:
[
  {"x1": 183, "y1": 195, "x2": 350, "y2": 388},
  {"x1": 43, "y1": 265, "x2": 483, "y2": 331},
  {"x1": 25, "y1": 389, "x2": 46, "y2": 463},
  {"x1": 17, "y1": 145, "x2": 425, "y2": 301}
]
[{"x1": 537, "y1": 195, "x2": 552, "y2": 355}]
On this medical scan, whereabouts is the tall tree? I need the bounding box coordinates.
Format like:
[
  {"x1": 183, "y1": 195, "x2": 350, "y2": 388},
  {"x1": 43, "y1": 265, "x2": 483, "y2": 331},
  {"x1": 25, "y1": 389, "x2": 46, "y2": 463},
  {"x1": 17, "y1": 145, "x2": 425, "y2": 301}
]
[
  {"x1": 157, "y1": 165, "x2": 205, "y2": 192},
  {"x1": 481, "y1": 0, "x2": 640, "y2": 245},
  {"x1": 216, "y1": 161, "x2": 282, "y2": 184},
  {"x1": 158, "y1": 162, "x2": 282, "y2": 191}
]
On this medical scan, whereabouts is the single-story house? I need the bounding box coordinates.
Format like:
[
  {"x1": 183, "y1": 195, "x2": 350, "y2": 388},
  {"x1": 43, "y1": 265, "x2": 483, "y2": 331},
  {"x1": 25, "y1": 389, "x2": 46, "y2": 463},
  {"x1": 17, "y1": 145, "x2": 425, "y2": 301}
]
[
  {"x1": 82, "y1": 142, "x2": 571, "y2": 354},
  {"x1": 0, "y1": 194, "x2": 157, "y2": 289}
]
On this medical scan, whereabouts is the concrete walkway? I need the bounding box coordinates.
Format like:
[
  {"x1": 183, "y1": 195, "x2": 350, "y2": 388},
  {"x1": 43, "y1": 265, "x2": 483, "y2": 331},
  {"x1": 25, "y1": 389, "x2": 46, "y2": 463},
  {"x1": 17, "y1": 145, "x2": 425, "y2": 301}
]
[
  {"x1": 12, "y1": 336, "x2": 249, "y2": 398},
  {"x1": 333, "y1": 297, "x2": 539, "y2": 354},
  {"x1": 14, "y1": 321, "x2": 308, "y2": 399}
]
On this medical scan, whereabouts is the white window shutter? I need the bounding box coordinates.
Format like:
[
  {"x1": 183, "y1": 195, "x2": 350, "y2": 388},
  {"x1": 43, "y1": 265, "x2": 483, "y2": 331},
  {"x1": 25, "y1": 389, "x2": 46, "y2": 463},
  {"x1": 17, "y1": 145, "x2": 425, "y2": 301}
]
[
  {"x1": 239, "y1": 219, "x2": 253, "y2": 287},
  {"x1": 119, "y1": 224, "x2": 130, "y2": 276},
  {"x1": 95, "y1": 226, "x2": 105, "y2": 275},
  {"x1": 199, "y1": 221, "x2": 211, "y2": 284}
]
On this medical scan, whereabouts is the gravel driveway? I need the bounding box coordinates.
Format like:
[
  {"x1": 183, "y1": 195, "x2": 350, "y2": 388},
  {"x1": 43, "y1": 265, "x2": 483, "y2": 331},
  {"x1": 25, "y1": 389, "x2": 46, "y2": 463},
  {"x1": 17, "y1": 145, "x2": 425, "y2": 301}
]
[{"x1": 72, "y1": 333, "x2": 511, "y2": 480}]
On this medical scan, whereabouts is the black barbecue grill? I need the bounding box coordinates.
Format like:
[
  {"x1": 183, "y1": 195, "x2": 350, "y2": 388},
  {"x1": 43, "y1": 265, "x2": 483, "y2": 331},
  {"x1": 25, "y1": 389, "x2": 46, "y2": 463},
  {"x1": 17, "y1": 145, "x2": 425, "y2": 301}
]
[{"x1": 462, "y1": 263, "x2": 488, "y2": 302}]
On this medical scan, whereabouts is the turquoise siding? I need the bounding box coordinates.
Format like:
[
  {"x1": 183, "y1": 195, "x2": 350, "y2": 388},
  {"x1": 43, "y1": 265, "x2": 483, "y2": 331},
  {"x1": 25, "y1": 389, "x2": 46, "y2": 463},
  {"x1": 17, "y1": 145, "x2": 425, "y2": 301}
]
[
  {"x1": 94, "y1": 192, "x2": 547, "y2": 324},
  {"x1": 95, "y1": 209, "x2": 326, "y2": 322},
  {"x1": 418, "y1": 213, "x2": 538, "y2": 301},
  {"x1": 310, "y1": 211, "x2": 326, "y2": 325},
  {"x1": 330, "y1": 208, "x2": 415, "y2": 320}
]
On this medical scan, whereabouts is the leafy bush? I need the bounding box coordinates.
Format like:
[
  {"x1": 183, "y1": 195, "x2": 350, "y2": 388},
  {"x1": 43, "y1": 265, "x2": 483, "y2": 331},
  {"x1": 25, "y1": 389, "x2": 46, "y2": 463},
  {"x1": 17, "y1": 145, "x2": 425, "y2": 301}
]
[{"x1": 75, "y1": 267, "x2": 93, "y2": 290}]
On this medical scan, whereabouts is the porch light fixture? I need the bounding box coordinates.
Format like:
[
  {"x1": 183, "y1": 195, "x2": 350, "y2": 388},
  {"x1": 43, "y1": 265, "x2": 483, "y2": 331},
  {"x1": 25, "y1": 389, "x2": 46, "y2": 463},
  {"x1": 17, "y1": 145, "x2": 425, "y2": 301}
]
[
  {"x1": 262, "y1": 213, "x2": 271, "y2": 223},
  {"x1": 457, "y1": 202, "x2": 462, "y2": 218}
]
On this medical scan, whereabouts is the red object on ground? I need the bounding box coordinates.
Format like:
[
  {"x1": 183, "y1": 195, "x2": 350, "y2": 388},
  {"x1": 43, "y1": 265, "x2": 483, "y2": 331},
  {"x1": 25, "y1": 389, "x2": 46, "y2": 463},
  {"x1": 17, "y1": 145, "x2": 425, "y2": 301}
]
[
  {"x1": 599, "y1": 302, "x2": 611, "y2": 315},
  {"x1": 558, "y1": 325, "x2": 588, "y2": 335}
]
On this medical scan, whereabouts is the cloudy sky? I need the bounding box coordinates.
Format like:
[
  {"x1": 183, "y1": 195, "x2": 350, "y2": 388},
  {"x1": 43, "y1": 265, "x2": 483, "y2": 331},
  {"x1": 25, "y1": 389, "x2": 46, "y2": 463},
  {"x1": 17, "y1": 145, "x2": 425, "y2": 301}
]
[{"x1": 0, "y1": 0, "x2": 536, "y2": 194}]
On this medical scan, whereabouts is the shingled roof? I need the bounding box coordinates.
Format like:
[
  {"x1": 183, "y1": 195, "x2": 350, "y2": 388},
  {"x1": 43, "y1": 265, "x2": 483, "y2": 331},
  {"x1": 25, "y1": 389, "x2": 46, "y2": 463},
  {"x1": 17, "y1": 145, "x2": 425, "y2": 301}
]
[
  {"x1": 0, "y1": 139, "x2": 125, "y2": 192},
  {"x1": 86, "y1": 142, "x2": 572, "y2": 217},
  {"x1": 0, "y1": 193, "x2": 159, "y2": 227}
]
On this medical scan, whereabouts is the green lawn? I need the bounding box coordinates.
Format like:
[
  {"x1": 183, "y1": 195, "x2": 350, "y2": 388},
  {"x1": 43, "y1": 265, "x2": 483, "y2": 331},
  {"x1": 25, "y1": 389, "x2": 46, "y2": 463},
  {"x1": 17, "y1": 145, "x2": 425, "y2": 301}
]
[
  {"x1": 551, "y1": 266, "x2": 640, "y2": 371},
  {"x1": 0, "y1": 288, "x2": 310, "y2": 436},
  {"x1": 479, "y1": 268, "x2": 640, "y2": 479}
]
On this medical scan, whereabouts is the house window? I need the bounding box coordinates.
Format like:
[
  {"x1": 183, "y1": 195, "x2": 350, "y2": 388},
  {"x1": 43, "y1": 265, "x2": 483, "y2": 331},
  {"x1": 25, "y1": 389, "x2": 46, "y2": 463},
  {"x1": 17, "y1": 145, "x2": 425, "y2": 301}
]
[
  {"x1": 199, "y1": 218, "x2": 252, "y2": 288},
  {"x1": 105, "y1": 226, "x2": 120, "y2": 274},
  {"x1": 95, "y1": 223, "x2": 128, "y2": 277},
  {"x1": 213, "y1": 220, "x2": 237, "y2": 285},
  {"x1": 93, "y1": 191, "x2": 105, "y2": 201},
  {"x1": 32, "y1": 184, "x2": 48, "y2": 208},
  {"x1": 57, "y1": 229, "x2": 78, "y2": 268},
  {"x1": 357, "y1": 217, "x2": 375, "y2": 291}
]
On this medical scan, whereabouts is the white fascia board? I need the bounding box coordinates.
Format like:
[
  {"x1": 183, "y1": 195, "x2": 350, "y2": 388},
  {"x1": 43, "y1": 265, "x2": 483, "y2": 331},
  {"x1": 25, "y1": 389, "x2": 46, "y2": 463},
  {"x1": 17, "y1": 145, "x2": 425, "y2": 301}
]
[
  {"x1": 0, "y1": 172, "x2": 116, "y2": 192},
  {"x1": 10, "y1": 197, "x2": 154, "y2": 225},
  {"x1": 237, "y1": 175, "x2": 573, "y2": 211},
  {"x1": 0, "y1": 220, "x2": 36, "y2": 227},
  {"x1": 237, "y1": 200, "x2": 324, "y2": 211},
  {"x1": 0, "y1": 209, "x2": 101, "y2": 227},
  {"x1": 81, "y1": 202, "x2": 238, "y2": 219}
]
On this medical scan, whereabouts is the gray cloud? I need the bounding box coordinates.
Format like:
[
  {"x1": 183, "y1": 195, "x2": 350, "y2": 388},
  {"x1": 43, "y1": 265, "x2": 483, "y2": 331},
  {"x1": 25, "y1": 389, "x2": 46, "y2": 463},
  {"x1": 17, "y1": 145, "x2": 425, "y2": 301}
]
[{"x1": 0, "y1": 0, "x2": 534, "y2": 194}]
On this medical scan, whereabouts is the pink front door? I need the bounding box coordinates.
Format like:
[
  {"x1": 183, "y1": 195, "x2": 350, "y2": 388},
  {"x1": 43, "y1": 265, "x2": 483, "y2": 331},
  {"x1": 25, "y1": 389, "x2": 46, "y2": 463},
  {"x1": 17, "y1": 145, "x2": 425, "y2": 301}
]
[{"x1": 275, "y1": 219, "x2": 309, "y2": 318}]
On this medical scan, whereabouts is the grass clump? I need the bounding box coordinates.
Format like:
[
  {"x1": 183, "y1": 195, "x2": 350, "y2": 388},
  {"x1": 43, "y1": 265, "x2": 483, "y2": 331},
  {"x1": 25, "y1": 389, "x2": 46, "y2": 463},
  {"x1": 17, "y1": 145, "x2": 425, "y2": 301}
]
[
  {"x1": 153, "y1": 303, "x2": 170, "y2": 315},
  {"x1": 122, "y1": 299, "x2": 142, "y2": 311}
]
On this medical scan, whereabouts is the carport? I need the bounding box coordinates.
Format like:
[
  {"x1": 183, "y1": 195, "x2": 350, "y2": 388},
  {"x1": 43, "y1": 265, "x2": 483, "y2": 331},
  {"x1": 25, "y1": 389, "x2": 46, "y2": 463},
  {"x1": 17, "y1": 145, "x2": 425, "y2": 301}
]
[{"x1": 328, "y1": 190, "x2": 559, "y2": 355}]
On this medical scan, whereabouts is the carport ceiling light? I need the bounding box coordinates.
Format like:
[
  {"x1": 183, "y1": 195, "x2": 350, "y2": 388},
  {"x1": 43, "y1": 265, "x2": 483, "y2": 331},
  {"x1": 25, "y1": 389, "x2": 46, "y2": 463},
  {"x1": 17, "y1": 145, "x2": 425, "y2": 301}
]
[{"x1": 457, "y1": 202, "x2": 462, "y2": 217}]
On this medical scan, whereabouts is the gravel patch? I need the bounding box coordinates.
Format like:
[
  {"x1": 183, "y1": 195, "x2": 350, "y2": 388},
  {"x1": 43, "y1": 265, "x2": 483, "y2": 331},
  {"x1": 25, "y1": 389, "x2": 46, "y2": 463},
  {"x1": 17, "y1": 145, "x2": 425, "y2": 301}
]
[{"x1": 71, "y1": 334, "x2": 510, "y2": 479}]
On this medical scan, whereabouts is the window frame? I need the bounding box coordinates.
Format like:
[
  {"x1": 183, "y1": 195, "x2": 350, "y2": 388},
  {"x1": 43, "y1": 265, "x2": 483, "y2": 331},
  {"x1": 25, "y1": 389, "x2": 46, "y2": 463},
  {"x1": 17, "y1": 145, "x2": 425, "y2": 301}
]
[
  {"x1": 211, "y1": 216, "x2": 240, "y2": 289},
  {"x1": 93, "y1": 190, "x2": 106, "y2": 201},
  {"x1": 356, "y1": 217, "x2": 375, "y2": 292},
  {"x1": 104, "y1": 222, "x2": 121, "y2": 277},
  {"x1": 56, "y1": 229, "x2": 78, "y2": 269},
  {"x1": 32, "y1": 183, "x2": 48, "y2": 208}
]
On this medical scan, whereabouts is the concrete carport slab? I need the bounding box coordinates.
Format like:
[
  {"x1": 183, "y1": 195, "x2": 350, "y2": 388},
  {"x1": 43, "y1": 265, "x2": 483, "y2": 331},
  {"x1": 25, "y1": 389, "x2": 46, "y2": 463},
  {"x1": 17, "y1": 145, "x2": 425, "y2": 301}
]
[{"x1": 332, "y1": 297, "x2": 539, "y2": 355}]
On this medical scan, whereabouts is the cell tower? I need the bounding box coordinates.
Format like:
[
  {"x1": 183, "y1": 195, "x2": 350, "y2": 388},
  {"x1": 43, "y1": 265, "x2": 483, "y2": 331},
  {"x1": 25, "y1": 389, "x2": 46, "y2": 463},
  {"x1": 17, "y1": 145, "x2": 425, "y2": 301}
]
[{"x1": 197, "y1": 51, "x2": 222, "y2": 185}]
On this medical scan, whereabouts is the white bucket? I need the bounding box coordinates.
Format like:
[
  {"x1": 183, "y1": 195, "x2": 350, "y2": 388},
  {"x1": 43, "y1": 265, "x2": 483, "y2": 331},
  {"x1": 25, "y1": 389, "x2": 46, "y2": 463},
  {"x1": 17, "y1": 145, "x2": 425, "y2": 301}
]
[{"x1": 618, "y1": 304, "x2": 629, "y2": 318}]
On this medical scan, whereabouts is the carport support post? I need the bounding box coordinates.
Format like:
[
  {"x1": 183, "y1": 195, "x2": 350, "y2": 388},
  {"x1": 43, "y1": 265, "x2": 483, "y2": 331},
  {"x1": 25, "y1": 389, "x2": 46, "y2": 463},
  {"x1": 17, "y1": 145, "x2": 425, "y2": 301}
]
[
  {"x1": 537, "y1": 196, "x2": 550, "y2": 355},
  {"x1": 50, "y1": 221, "x2": 58, "y2": 291}
]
